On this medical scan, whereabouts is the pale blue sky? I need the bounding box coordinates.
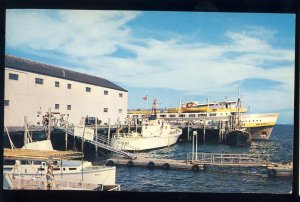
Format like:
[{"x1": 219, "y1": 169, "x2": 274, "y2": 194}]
[{"x1": 5, "y1": 10, "x2": 295, "y2": 124}]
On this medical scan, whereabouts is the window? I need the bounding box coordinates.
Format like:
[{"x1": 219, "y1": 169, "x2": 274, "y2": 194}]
[
  {"x1": 9, "y1": 73, "x2": 19, "y2": 80},
  {"x1": 189, "y1": 114, "x2": 196, "y2": 117},
  {"x1": 4, "y1": 100, "x2": 9, "y2": 106},
  {"x1": 119, "y1": 93, "x2": 123, "y2": 98},
  {"x1": 67, "y1": 105, "x2": 71, "y2": 110},
  {"x1": 179, "y1": 114, "x2": 185, "y2": 118},
  {"x1": 104, "y1": 108, "x2": 108, "y2": 112},
  {"x1": 104, "y1": 90, "x2": 108, "y2": 95},
  {"x1": 119, "y1": 109, "x2": 123, "y2": 113},
  {"x1": 35, "y1": 78, "x2": 44, "y2": 85},
  {"x1": 55, "y1": 104, "x2": 59, "y2": 110},
  {"x1": 86, "y1": 87, "x2": 91, "y2": 92},
  {"x1": 55, "y1": 81, "x2": 60, "y2": 87},
  {"x1": 67, "y1": 84, "x2": 72, "y2": 89}
]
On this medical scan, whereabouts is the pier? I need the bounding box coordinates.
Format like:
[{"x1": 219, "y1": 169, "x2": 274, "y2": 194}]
[
  {"x1": 106, "y1": 153, "x2": 272, "y2": 172},
  {"x1": 107, "y1": 157, "x2": 205, "y2": 171}
]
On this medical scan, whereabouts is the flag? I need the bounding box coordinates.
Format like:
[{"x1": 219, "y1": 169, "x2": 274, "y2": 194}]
[{"x1": 142, "y1": 96, "x2": 148, "y2": 101}]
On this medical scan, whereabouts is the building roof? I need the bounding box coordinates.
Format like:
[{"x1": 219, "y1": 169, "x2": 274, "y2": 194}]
[{"x1": 5, "y1": 55, "x2": 128, "y2": 92}]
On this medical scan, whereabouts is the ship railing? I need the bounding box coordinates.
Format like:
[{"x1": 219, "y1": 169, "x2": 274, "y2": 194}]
[{"x1": 187, "y1": 152, "x2": 270, "y2": 166}]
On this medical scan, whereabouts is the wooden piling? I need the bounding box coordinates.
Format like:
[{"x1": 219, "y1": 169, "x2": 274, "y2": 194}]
[
  {"x1": 203, "y1": 118, "x2": 206, "y2": 143},
  {"x1": 107, "y1": 118, "x2": 111, "y2": 145},
  {"x1": 95, "y1": 117, "x2": 98, "y2": 157},
  {"x1": 47, "y1": 108, "x2": 51, "y2": 140}
]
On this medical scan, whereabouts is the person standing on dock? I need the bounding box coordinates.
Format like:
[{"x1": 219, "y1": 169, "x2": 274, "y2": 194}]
[{"x1": 46, "y1": 162, "x2": 55, "y2": 190}]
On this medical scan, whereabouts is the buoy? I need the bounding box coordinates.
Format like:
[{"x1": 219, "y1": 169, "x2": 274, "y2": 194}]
[
  {"x1": 269, "y1": 169, "x2": 277, "y2": 176},
  {"x1": 147, "y1": 161, "x2": 155, "y2": 169},
  {"x1": 162, "y1": 163, "x2": 170, "y2": 170},
  {"x1": 107, "y1": 160, "x2": 115, "y2": 166},
  {"x1": 191, "y1": 164, "x2": 199, "y2": 172},
  {"x1": 127, "y1": 160, "x2": 134, "y2": 167}
]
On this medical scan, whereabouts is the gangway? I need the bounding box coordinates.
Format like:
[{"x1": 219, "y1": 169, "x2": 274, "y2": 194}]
[
  {"x1": 187, "y1": 152, "x2": 271, "y2": 167},
  {"x1": 60, "y1": 126, "x2": 136, "y2": 160}
]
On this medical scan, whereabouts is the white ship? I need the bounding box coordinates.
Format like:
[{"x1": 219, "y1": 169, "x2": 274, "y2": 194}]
[
  {"x1": 110, "y1": 118, "x2": 182, "y2": 151},
  {"x1": 128, "y1": 98, "x2": 279, "y2": 140},
  {"x1": 4, "y1": 140, "x2": 117, "y2": 187}
]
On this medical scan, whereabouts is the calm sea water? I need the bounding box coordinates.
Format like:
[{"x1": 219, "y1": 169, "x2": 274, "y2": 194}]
[{"x1": 94, "y1": 124, "x2": 293, "y2": 193}]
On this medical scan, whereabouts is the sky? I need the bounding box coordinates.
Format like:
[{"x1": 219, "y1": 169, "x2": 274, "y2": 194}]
[{"x1": 5, "y1": 10, "x2": 295, "y2": 124}]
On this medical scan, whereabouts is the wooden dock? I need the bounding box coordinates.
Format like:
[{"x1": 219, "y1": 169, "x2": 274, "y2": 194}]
[
  {"x1": 107, "y1": 157, "x2": 205, "y2": 171},
  {"x1": 106, "y1": 152, "x2": 292, "y2": 177}
]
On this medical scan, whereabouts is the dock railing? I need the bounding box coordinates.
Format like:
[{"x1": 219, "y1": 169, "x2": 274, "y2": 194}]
[{"x1": 187, "y1": 152, "x2": 270, "y2": 167}]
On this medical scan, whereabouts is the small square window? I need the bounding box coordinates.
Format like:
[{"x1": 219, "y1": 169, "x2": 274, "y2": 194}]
[
  {"x1": 9, "y1": 73, "x2": 19, "y2": 80},
  {"x1": 4, "y1": 100, "x2": 9, "y2": 106},
  {"x1": 55, "y1": 104, "x2": 59, "y2": 110},
  {"x1": 67, "y1": 105, "x2": 71, "y2": 110},
  {"x1": 104, "y1": 108, "x2": 108, "y2": 112},
  {"x1": 119, "y1": 109, "x2": 123, "y2": 113},
  {"x1": 35, "y1": 78, "x2": 44, "y2": 85},
  {"x1": 104, "y1": 90, "x2": 108, "y2": 95},
  {"x1": 119, "y1": 93, "x2": 123, "y2": 98},
  {"x1": 55, "y1": 81, "x2": 60, "y2": 87},
  {"x1": 86, "y1": 87, "x2": 91, "y2": 92},
  {"x1": 67, "y1": 84, "x2": 72, "y2": 89}
]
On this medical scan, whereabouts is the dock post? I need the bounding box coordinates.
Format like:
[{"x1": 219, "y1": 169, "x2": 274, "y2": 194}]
[
  {"x1": 203, "y1": 118, "x2": 206, "y2": 144},
  {"x1": 128, "y1": 118, "x2": 131, "y2": 133},
  {"x1": 194, "y1": 131, "x2": 198, "y2": 161},
  {"x1": 135, "y1": 118, "x2": 137, "y2": 132},
  {"x1": 192, "y1": 131, "x2": 194, "y2": 163},
  {"x1": 23, "y1": 116, "x2": 28, "y2": 145},
  {"x1": 219, "y1": 121, "x2": 222, "y2": 143},
  {"x1": 95, "y1": 117, "x2": 98, "y2": 156},
  {"x1": 187, "y1": 123, "x2": 190, "y2": 141},
  {"x1": 47, "y1": 108, "x2": 51, "y2": 140},
  {"x1": 65, "y1": 115, "x2": 69, "y2": 151},
  {"x1": 107, "y1": 118, "x2": 111, "y2": 145}
]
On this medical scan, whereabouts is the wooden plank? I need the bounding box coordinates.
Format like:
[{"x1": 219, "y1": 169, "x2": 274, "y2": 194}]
[{"x1": 4, "y1": 149, "x2": 83, "y2": 160}]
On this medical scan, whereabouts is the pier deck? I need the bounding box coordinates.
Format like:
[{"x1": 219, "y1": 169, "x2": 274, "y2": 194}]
[{"x1": 107, "y1": 157, "x2": 204, "y2": 171}]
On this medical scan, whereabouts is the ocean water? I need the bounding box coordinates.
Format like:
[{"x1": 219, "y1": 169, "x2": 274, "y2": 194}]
[
  {"x1": 95, "y1": 124, "x2": 293, "y2": 193},
  {"x1": 4, "y1": 124, "x2": 293, "y2": 193}
]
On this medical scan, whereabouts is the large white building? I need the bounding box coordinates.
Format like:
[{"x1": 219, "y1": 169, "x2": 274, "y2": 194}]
[{"x1": 4, "y1": 55, "x2": 128, "y2": 127}]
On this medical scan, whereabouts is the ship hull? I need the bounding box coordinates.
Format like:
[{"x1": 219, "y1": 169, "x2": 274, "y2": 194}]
[
  {"x1": 224, "y1": 130, "x2": 251, "y2": 146},
  {"x1": 248, "y1": 126, "x2": 275, "y2": 140},
  {"x1": 110, "y1": 132, "x2": 181, "y2": 151}
]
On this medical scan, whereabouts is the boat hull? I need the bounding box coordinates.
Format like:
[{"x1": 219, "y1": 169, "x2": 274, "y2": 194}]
[
  {"x1": 248, "y1": 126, "x2": 275, "y2": 140},
  {"x1": 5, "y1": 163, "x2": 116, "y2": 185},
  {"x1": 110, "y1": 132, "x2": 181, "y2": 151},
  {"x1": 224, "y1": 130, "x2": 251, "y2": 146}
]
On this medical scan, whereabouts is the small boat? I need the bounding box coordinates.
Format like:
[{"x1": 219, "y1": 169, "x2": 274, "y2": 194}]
[
  {"x1": 224, "y1": 88, "x2": 251, "y2": 146},
  {"x1": 4, "y1": 172, "x2": 120, "y2": 191},
  {"x1": 224, "y1": 129, "x2": 251, "y2": 146},
  {"x1": 4, "y1": 140, "x2": 119, "y2": 188},
  {"x1": 110, "y1": 117, "x2": 182, "y2": 151}
]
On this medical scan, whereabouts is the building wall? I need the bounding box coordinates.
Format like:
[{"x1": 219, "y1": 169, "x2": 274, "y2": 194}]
[{"x1": 4, "y1": 67, "x2": 128, "y2": 127}]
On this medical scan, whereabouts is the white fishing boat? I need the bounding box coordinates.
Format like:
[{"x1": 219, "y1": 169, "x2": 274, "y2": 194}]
[
  {"x1": 4, "y1": 172, "x2": 120, "y2": 191},
  {"x1": 4, "y1": 140, "x2": 118, "y2": 188},
  {"x1": 110, "y1": 118, "x2": 182, "y2": 151}
]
